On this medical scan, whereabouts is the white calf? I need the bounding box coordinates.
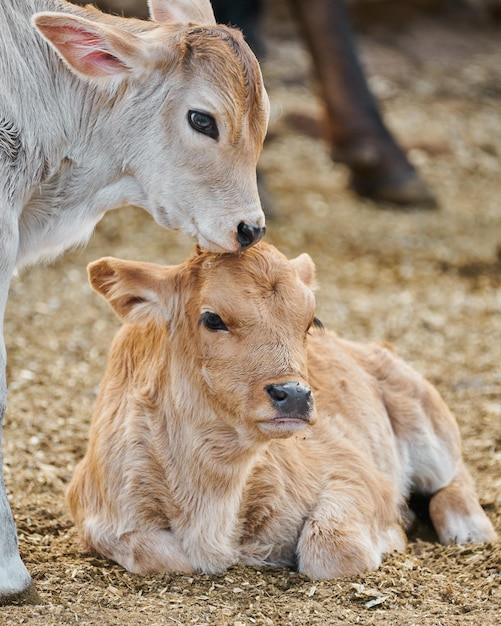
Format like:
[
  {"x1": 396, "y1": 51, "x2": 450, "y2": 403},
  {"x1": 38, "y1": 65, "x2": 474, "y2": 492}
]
[{"x1": 0, "y1": 0, "x2": 269, "y2": 601}]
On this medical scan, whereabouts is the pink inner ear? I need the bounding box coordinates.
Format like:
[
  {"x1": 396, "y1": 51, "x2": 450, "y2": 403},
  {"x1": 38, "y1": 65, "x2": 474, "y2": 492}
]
[
  {"x1": 76, "y1": 49, "x2": 129, "y2": 77},
  {"x1": 38, "y1": 23, "x2": 129, "y2": 77}
]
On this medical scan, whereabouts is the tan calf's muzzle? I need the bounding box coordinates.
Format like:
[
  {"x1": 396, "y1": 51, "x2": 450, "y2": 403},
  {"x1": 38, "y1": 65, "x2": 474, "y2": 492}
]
[
  {"x1": 265, "y1": 382, "x2": 313, "y2": 420},
  {"x1": 237, "y1": 222, "x2": 266, "y2": 249}
]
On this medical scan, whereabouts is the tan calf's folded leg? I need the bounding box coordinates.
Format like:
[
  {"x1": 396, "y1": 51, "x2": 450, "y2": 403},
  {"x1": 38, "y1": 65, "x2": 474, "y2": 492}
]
[{"x1": 429, "y1": 463, "x2": 497, "y2": 545}]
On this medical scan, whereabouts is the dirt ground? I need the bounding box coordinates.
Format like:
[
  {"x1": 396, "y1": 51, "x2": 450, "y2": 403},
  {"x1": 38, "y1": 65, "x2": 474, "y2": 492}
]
[{"x1": 2, "y1": 4, "x2": 501, "y2": 625}]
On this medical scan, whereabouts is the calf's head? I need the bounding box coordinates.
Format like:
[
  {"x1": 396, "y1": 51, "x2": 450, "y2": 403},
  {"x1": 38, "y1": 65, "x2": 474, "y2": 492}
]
[
  {"x1": 32, "y1": 0, "x2": 269, "y2": 252},
  {"x1": 88, "y1": 242, "x2": 319, "y2": 440}
]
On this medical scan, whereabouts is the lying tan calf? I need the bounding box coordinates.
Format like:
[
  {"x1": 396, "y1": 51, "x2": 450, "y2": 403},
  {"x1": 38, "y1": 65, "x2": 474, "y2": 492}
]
[{"x1": 67, "y1": 243, "x2": 497, "y2": 578}]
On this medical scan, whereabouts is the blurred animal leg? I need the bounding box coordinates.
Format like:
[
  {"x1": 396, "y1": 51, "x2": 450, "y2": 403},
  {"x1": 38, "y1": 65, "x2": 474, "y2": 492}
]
[{"x1": 288, "y1": 0, "x2": 436, "y2": 206}]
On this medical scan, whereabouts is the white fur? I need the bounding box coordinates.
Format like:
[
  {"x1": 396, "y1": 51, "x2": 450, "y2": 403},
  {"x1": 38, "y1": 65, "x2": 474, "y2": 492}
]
[{"x1": 0, "y1": 0, "x2": 269, "y2": 601}]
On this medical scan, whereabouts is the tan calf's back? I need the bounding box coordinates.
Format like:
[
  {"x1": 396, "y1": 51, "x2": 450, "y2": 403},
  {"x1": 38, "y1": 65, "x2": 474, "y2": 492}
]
[{"x1": 67, "y1": 243, "x2": 496, "y2": 578}]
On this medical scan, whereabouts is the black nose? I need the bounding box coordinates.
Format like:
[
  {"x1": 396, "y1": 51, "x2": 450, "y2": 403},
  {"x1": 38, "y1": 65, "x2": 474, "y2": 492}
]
[
  {"x1": 237, "y1": 222, "x2": 266, "y2": 249},
  {"x1": 265, "y1": 382, "x2": 313, "y2": 417}
]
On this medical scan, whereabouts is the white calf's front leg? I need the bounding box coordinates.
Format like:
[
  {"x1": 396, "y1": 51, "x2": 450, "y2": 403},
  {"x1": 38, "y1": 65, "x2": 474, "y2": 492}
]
[
  {"x1": 0, "y1": 212, "x2": 38, "y2": 603},
  {"x1": 0, "y1": 365, "x2": 37, "y2": 603}
]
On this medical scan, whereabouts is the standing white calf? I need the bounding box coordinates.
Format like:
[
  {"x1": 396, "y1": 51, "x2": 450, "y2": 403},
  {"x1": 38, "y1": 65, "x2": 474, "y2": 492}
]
[{"x1": 0, "y1": 0, "x2": 269, "y2": 603}]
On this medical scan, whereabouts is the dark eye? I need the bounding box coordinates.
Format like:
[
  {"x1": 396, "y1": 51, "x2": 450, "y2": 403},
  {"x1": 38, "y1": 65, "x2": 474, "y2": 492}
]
[
  {"x1": 308, "y1": 316, "x2": 324, "y2": 334},
  {"x1": 188, "y1": 110, "x2": 219, "y2": 140},
  {"x1": 199, "y1": 311, "x2": 228, "y2": 331},
  {"x1": 313, "y1": 316, "x2": 324, "y2": 330}
]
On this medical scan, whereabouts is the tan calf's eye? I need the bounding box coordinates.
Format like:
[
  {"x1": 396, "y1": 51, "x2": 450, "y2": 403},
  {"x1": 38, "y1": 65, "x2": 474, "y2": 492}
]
[{"x1": 199, "y1": 311, "x2": 228, "y2": 331}]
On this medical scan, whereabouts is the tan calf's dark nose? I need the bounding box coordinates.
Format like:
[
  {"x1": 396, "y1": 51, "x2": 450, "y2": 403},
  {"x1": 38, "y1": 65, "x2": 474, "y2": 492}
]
[{"x1": 265, "y1": 382, "x2": 313, "y2": 418}]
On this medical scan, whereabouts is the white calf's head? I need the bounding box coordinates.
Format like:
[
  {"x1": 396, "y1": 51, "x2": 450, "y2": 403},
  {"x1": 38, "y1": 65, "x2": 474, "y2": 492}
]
[
  {"x1": 32, "y1": 0, "x2": 270, "y2": 252},
  {"x1": 88, "y1": 243, "x2": 319, "y2": 441}
]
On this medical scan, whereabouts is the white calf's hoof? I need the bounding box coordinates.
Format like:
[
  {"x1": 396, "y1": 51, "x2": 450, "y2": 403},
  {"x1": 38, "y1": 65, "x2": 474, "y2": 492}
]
[{"x1": 0, "y1": 555, "x2": 40, "y2": 605}]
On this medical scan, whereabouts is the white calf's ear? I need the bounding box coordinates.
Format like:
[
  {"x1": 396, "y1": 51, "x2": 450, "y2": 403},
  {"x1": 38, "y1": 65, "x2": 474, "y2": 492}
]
[
  {"x1": 147, "y1": 0, "x2": 216, "y2": 24},
  {"x1": 88, "y1": 257, "x2": 177, "y2": 325},
  {"x1": 32, "y1": 13, "x2": 144, "y2": 80},
  {"x1": 290, "y1": 253, "x2": 317, "y2": 289}
]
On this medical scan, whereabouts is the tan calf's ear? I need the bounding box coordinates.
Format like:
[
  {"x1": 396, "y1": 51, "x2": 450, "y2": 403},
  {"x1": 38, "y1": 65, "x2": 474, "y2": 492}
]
[
  {"x1": 290, "y1": 253, "x2": 317, "y2": 289},
  {"x1": 147, "y1": 0, "x2": 216, "y2": 24},
  {"x1": 88, "y1": 257, "x2": 177, "y2": 325}
]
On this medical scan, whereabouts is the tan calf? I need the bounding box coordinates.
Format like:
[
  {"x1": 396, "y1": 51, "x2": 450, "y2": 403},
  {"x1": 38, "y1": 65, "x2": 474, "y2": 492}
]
[{"x1": 67, "y1": 243, "x2": 497, "y2": 578}]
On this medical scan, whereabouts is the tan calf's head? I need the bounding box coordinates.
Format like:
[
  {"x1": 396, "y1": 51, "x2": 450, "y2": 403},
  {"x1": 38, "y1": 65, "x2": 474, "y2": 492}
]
[
  {"x1": 33, "y1": 0, "x2": 269, "y2": 252},
  {"x1": 88, "y1": 243, "x2": 319, "y2": 440}
]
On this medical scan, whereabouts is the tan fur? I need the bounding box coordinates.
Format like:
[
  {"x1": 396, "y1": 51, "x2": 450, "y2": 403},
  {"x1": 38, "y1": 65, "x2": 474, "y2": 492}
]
[{"x1": 67, "y1": 243, "x2": 497, "y2": 579}]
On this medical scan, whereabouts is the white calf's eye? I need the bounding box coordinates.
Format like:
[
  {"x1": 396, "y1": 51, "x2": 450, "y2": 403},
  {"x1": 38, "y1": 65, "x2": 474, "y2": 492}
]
[{"x1": 188, "y1": 110, "x2": 219, "y2": 140}]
